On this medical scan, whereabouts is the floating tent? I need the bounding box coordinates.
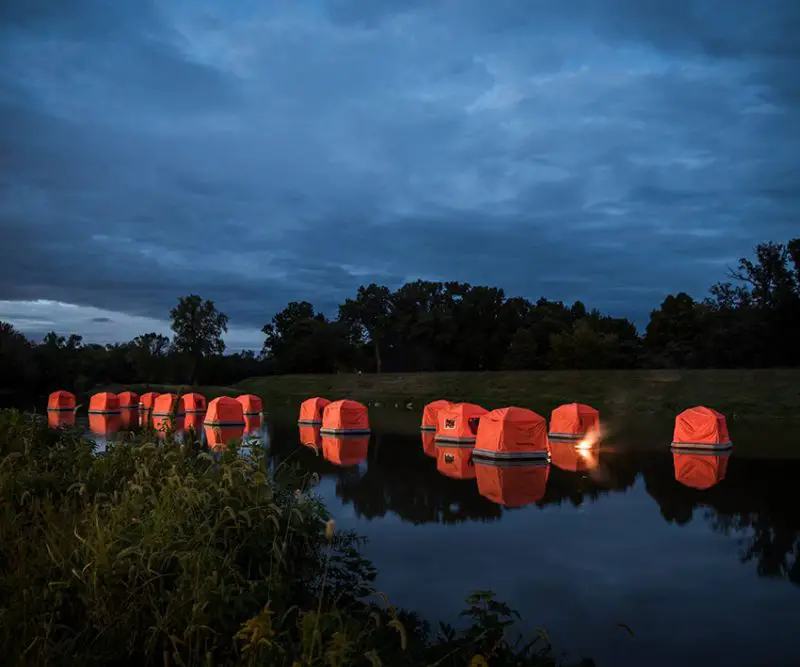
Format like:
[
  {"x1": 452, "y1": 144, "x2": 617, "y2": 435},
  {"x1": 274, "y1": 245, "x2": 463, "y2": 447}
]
[
  {"x1": 152, "y1": 393, "x2": 183, "y2": 418},
  {"x1": 472, "y1": 407, "x2": 549, "y2": 462},
  {"x1": 321, "y1": 399, "x2": 370, "y2": 435},
  {"x1": 117, "y1": 391, "x2": 139, "y2": 409},
  {"x1": 421, "y1": 431, "x2": 437, "y2": 457},
  {"x1": 120, "y1": 408, "x2": 140, "y2": 430},
  {"x1": 673, "y1": 449, "x2": 730, "y2": 490},
  {"x1": 88, "y1": 392, "x2": 120, "y2": 414},
  {"x1": 475, "y1": 461, "x2": 550, "y2": 508},
  {"x1": 181, "y1": 392, "x2": 207, "y2": 413},
  {"x1": 237, "y1": 394, "x2": 263, "y2": 416},
  {"x1": 47, "y1": 390, "x2": 76, "y2": 412},
  {"x1": 671, "y1": 406, "x2": 732, "y2": 450},
  {"x1": 421, "y1": 399, "x2": 452, "y2": 431},
  {"x1": 548, "y1": 403, "x2": 600, "y2": 443},
  {"x1": 204, "y1": 396, "x2": 245, "y2": 426},
  {"x1": 550, "y1": 442, "x2": 600, "y2": 473},
  {"x1": 204, "y1": 424, "x2": 245, "y2": 448},
  {"x1": 434, "y1": 402, "x2": 487, "y2": 445},
  {"x1": 48, "y1": 411, "x2": 76, "y2": 429},
  {"x1": 322, "y1": 434, "x2": 369, "y2": 467},
  {"x1": 298, "y1": 425, "x2": 323, "y2": 449},
  {"x1": 436, "y1": 446, "x2": 476, "y2": 480},
  {"x1": 298, "y1": 397, "x2": 332, "y2": 425},
  {"x1": 139, "y1": 392, "x2": 160, "y2": 412}
]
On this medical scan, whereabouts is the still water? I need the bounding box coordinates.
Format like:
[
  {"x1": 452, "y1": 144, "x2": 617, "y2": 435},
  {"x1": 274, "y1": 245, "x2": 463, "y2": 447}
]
[{"x1": 65, "y1": 410, "x2": 800, "y2": 667}]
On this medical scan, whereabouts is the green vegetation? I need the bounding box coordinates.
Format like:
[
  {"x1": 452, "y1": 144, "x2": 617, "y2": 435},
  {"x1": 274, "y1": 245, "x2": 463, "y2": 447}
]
[
  {"x1": 237, "y1": 368, "x2": 800, "y2": 422},
  {"x1": 0, "y1": 409, "x2": 589, "y2": 666}
]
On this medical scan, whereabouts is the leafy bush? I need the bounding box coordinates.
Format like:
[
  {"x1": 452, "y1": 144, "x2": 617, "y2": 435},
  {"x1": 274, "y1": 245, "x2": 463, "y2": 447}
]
[{"x1": 0, "y1": 410, "x2": 592, "y2": 666}]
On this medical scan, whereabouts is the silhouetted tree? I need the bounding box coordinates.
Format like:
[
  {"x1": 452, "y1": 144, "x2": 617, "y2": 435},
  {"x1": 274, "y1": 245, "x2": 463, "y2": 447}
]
[{"x1": 169, "y1": 295, "x2": 229, "y2": 384}]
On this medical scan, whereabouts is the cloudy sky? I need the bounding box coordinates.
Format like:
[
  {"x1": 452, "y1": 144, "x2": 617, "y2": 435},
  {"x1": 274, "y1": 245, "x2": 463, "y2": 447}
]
[{"x1": 1, "y1": 0, "x2": 798, "y2": 350}]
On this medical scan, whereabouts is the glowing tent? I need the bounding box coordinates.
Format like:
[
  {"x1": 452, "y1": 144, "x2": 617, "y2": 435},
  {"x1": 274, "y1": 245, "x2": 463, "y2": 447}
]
[
  {"x1": 204, "y1": 424, "x2": 245, "y2": 448},
  {"x1": 139, "y1": 392, "x2": 159, "y2": 412},
  {"x1": 673, "y1": 449, "x2": 730, "y2": 490},
  {"x1": 152, "y1": 393, "x2": 182, "y2": 418},
  {"x1": 48, "y1": 411, "x2": 76, "y2": 429},
  {"x1": 436, "y1": 447, "x2": 476, "y2": 480},
  {"x1": 204, "y1": 396, "x2": 245, "y2": 426},
  {"x1": 181, "y1": 392, "x2": 207, "y2": 413},
  {"x1": 475, "y1": 461, "x2": 550, "y2": 507},
  {"x1": 550, "y1": 442, "x2": 601, "y2": 473},
  {"x1": 299, "y1": 425, "x2": 322, "y2": 449},
  {"x1": 117, "y1": 391, "x2": 139, "y2": 409},
  {"x1": 322, "y1": 435, "x2": 369, "y2": 466},
  {"x1": 421, "y1": 399, "x2": 452, "y2": 431},
  {"x1": 548, "y1": 403, "x2": 600, "y2": 444},
  {"x1": 89, "y1": 392, "x2": 120, "y2": 414},
  {"x1": 47, "y1": 390, "x2": 76, "y2": 412},
  {"x1": 434, "y1": 402, "x2": 487, "y2": 445},
  {"x1": 472, "y1": 407, "x2": 549, "y2": 462},
  {"x1": 421, "y1": 431, "x2": 437, "y2": 457},
  {"x1": 237, "y1": 394, "x2": 263, "y2": 416},
  {"x1": 671, "y1": 406, "x2": 732, "y2": 450},
  {"x1": 298, "y1": 397, "x2": 332, "y2": 425},
  {"x1": 321, "y1": 399, "x2": 370, "y2": 435}
]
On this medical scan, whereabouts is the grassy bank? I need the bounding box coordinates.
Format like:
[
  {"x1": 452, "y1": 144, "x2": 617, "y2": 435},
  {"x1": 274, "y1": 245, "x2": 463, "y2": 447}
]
[
  {"x1": 236, "y1": 369, "x2": 800, "y2": 421},
  {"x1": 0, "y1": 409, "x2": 586, "y2": 666}
]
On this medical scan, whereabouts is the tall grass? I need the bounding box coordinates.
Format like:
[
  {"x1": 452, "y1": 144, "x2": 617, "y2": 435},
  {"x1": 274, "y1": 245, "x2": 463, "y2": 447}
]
[{"x1": 0, "y1": 410, "x2": 591, "y2": 666}]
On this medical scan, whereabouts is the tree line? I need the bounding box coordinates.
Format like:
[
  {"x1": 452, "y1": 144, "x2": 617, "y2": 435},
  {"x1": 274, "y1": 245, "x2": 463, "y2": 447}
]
[{"x1": 0, "y1": 238, "x2": 797, "y2": 401}]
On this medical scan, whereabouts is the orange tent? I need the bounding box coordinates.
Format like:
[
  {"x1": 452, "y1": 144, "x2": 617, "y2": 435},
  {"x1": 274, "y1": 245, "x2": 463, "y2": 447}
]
[
  {"x1": 321, "y1": 399, "x2": 370, "y2": 434},
  {"x1": 475, "y1": 462, "x2": 550, "y2": 507},
  {"x1": 117, "y1": 391, "x2": 139, "y2": 409},
  {"x1": 152, "y1": 393, "x2": 183, "y2": 418},
  {"x1": 244, "y1": 414, "x2": 262, "y2": 434},
  {"x1": 421, "y1": 399, "x2": 452, "y2": 431},
  {"x1": 298, "y1": 397, "x2": 332, "y2": 424},
  {"x1": 237, "y1": 394, "x2": 263, "y2": 416},
  {"x1": 435, "y1": 402, "x2": 487, "y2": 444},
  {"x1": 205, "y1": 396, "x2": 245, "y2": 426},
  {"x1": 672, "y1": 406, "x2": 732, "y2": 450},
  {"x1": 299, "y1": 425, "x2": 323, "y2": 449},
  {"x1": 181, "y1": 392, "x2": 207, "y2": 413},
  {"x1": 48, "y1": 411, "x2": 76, "y2": 429},
  {"x1": 548, "y1": 403, "x2": 600, "y2": 443},
  {"x1": 89, "y1": 392, "x2": 120, "y2": 414},
  {"x1": 436, "y1": 446, "x2": 476, "y2": 480},
  {"x1": 120, "y1": 408, "x2": 140, "y2": 430},
  {"x1": 673, "y1": 449, "x2": 730, "y2": 490},
  {"x1": 322, "y1": 434, "x2": 369, "y2": 466},
  {"x1": 550, "y1": 442, "x2": 601, "y2": 473},
  {"x1": 89, "y1": 413, "x2": 122, "y2": 437},
  {"x1": 473, "y1": 407, "x2": 549, "y2": 462},
  {"x1": 421, "y1": 431, "x2": 436, "y2": 457},
  {"x1": 139, "y1": 392, "x2": 160, "y2": 411},
  {"x1": 47, "y1": 390, "x2": 76, "y2": 412},
  {"x1": 204, "y1": 424, "x2": 245, "y2": 448}
]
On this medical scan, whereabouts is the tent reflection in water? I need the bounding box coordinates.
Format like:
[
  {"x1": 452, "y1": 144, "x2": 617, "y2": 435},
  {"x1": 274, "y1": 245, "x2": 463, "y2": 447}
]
[
  {"x1": 472, "y1": 407, "x2": 549, "y2": 462},
  {"x1": 672, "y1": 448, "x2": 730, "y2": 490},
  {"x1": 550, "y1": 442, "x2": 601, "y2": 473},
  {"x1": 321, "y1": 399, "x2": 370, "y2": 435},
  {"x1": 89, "y1": 414, "x2": 123, "y2": 454},
  {"x1": 244, "y1": 413, "x2": 262, "y2": 434},
  {"x1": 421, "y1": 431, "x2": 436, "y2": 457},
  {"x1": 421, "y1": 399, "x2": 451, "y2": 431},
  {"x1": 671, "y1": 406, "x2": 732, "y2": 451},
  {"x1": 48, "y1": 411, "x2": 76, "y2": 429},
  {"x1": 548, "y1": 402, "x2": 600, "y2": 444},
  {"x1": 435, "y1": 402, "x2": 487, "y2": 446},
  {"x1": 120, "y1": 408, "x2": 139, "y2": 430},
  {"x1": 298, "y1": 397, "x2": 331, "y2": 425},
  {"x1": 204, "y1": 424, "x2": 245, "y2": 448},
  {"x1": 321, "y1": 434, "x2": 369, "y2": 467},
  {"x1": 475, "y1": 461, "x2": 550, "y2": 508},
  {"x1": 89, "y1": 392, "x2": 120, "y2": 415},
  {"x1": 47, "y1": 390, "x2": 76, "y2": 412},
  {"x1": 298, "y1": 425, "x2": 322, "y2": 449},
  {"x1": 436, "y1": 447, "x2": 476, "y2": 480},
  {"x1": 152, "y1": 393, "x2": 183, "y2": 432}
]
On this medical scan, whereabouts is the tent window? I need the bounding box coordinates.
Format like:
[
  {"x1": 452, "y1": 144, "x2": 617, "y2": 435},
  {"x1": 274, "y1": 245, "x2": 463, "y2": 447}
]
[
  {"x1": 444, "y1": 453, "x2": 455, "y2": 463},
  {"x1": 444, "y1": 419, "x2": 456, "y2": 430},
  {"x1": 467, "y1": 417, "x2": 480, "y2": 434}
]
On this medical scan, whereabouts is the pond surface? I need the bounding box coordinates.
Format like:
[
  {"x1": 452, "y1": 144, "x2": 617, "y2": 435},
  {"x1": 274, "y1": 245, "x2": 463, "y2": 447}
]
[{"x1": 64, "y1": 410, "x2": 800, "y2": 667}]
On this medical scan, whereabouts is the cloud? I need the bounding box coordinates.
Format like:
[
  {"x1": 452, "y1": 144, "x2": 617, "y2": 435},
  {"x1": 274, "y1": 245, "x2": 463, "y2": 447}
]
[{"x1": 0, "y1": 0, "x2": 797, "y2": 342}]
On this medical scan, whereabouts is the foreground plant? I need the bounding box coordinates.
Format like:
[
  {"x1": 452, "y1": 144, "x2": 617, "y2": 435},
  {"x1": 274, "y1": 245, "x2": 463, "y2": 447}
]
[{"x1": 0, "y1": 410, "x2": 592, "y2": 666}]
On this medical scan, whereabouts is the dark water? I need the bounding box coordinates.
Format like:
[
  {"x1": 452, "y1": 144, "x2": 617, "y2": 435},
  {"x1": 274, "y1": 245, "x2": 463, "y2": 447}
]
[{"x1": 64, "y1": 411, "x2": 800, "y2": 667}]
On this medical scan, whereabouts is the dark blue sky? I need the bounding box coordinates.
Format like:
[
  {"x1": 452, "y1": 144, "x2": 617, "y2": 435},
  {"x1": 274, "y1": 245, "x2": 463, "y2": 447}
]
[{"x1": 1, "y1": 0, "x2": 798, "y2": 349}]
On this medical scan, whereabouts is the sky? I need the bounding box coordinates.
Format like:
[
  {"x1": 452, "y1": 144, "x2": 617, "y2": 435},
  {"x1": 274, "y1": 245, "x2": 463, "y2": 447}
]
[{"x1": 1, "y1": 0, "x2": 798, "y2": 351}]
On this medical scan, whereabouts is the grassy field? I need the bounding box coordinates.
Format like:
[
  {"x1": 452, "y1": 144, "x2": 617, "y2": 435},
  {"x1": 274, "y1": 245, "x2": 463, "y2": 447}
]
[{"x1": 236, "y1": 369, "x2": 800, "y2": 422}]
